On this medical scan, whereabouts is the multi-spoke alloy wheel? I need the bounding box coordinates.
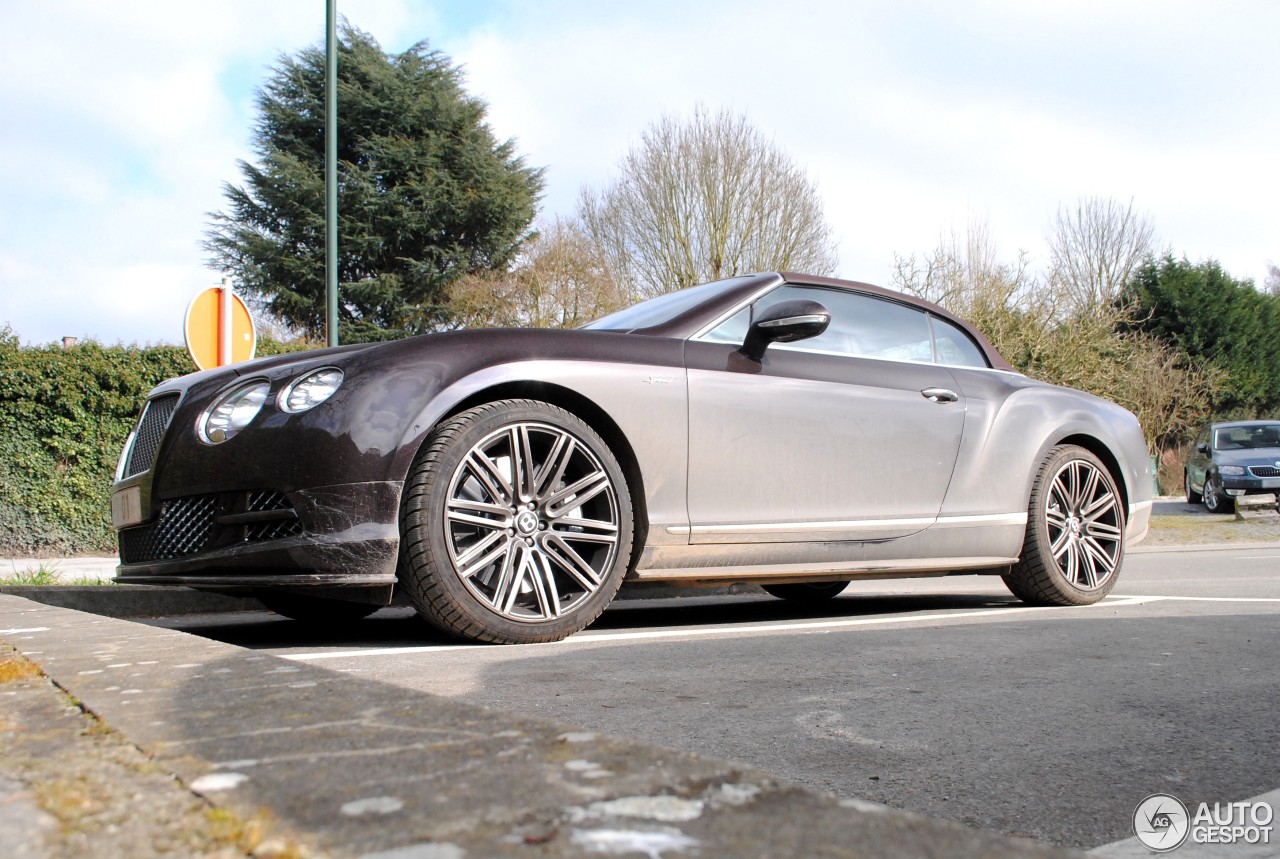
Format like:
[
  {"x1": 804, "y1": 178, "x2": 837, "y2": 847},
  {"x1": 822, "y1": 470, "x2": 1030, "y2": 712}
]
[
  {"x1": 399, "y1": 400, "x2": 634, "y2": 643},
  {"x1": 1003, "y1": 445, "x2": 1125, "y2": 606}
]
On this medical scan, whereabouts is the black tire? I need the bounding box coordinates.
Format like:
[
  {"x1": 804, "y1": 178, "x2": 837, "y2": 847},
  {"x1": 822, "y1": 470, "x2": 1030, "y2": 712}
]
[
  {"x1": 398, "y1": 399, "x2": 634, "y2": 644},
  {"x1": 1203, "y1": 473, "x2": 1233, "y2": 514},
  {"x1": 762, "y1": 582, "x2": 848, "y2": 601},
  {"x1": 1184, "y1": 470, "x2": 1202, "y2": 504},
  {"x1": 258, "y1": 593, "x2": 380, "y2": 623},
  {"x1": 1002, "y1": 444, "x2": 1125, "y2": 606}
]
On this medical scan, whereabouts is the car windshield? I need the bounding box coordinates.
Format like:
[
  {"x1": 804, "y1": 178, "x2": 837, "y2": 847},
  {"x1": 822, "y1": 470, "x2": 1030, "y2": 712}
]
[
  {"x1": 582, "y1": 277, "x2": 752, "y2": 331},
  {"x1": 1214, "y1": 424, "x2": 1280, "y2": 450}
]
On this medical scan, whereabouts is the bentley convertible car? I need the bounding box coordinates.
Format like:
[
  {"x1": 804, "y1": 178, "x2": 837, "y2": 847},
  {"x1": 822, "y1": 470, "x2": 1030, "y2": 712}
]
[{"x1": 112, "y1": 273, "x2": 1152, "y2": 643}]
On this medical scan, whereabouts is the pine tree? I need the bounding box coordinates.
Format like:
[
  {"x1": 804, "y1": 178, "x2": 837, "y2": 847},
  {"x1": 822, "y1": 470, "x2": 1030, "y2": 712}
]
[{"x1": 205, "y1": 25, "x2": 543, "y2": 341}]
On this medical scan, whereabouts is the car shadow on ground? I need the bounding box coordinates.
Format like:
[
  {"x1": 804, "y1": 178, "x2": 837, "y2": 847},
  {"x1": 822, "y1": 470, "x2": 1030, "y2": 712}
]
[{"x1": 144, "y1": 590, "x2": 1026, "y2": 650}]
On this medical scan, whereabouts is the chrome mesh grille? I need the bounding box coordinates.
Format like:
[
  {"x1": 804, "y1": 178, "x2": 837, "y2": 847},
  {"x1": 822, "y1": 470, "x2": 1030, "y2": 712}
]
[
  {"x1": 123, "y1": 393, "x2": 180, "y2": 478},
  {"x1": 244, "y1": 517, "x2": 305, "y2": 543},
  {"x1": 244, "y1": 490, "x2": 304, "y2": 542},
  {"x1": 118, "y1": 495, "x2": 218, "y2": 563},
  {"x1": 118, "y1": 490, "x2": 304, "y2": 564},
  {"x1": 248, "y1": 490, "x2": 293, "y2": 512},
  {"x1": 1249, "y1": 465, "x2": 1280, "y2": 478}
]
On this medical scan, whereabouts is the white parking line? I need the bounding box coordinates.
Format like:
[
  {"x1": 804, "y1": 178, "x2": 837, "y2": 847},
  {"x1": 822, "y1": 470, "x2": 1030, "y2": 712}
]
[
  {"x1": 1119, "y1": 595, "x2": 1280, "y2": 603},
  {"x1": 282, "y1": 595, "x2": 1161, "y2": 661},
  {"x1": 0, "y1": 627, "x2": 50, "y2": 635}
]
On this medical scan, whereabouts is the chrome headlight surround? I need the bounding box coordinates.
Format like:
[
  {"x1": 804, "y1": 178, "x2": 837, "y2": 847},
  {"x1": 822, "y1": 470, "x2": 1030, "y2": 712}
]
[
  {"x1": 114, "y1": 431, "x2": 136, "y2": 481},
  {"x1": 197, "y1": 379, "x2": 271, "y2": 445},
  {"x1": 277, "y1": 367, "x2": 344, "y2": 414}
]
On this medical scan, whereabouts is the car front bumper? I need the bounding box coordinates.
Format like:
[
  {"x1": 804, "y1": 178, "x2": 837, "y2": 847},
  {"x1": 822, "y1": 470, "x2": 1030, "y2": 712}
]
[
  {"x1": 113, "y1": 481, "x2": 403, "y2": 596},
  {"x1": 1221, "y1": 474, "x2": 1280, "y2": 497}
]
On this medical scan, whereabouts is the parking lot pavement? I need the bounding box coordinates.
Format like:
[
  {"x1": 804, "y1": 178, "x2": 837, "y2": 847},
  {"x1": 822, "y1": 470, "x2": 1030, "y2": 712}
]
[
  {"x1": 163, "y1": 546, "x2": 1275, "y2": 851},
  {"x1": 0, "y1": 594, "x2": 1085, "y2": 859}
]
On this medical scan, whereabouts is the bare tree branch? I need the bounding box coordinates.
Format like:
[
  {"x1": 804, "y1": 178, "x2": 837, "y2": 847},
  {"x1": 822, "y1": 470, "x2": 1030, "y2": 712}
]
[
  {"x1": 1047, "y1": 196, "x2": 1155, "y2": 316},
  {"x1": 579, "y1": 106, "x2": 839, "y2": 298}
]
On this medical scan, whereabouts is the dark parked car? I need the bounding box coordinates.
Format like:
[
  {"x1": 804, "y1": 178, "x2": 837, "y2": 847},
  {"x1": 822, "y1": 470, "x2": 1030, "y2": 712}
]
[
  {"x1": 111, "y1": 272, "x2": 1152, "y2": 643},
  {"x1": 1184, "y1": 420, "x2": 1280, "y2": 513}
]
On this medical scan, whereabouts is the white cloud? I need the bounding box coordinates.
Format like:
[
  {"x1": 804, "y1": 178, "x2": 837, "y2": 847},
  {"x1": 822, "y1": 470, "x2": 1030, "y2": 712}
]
[
  {"x1": 0, "y1": 0, "x2": 434, "y2": 345},
  {"x1": 449, "y1": 0, "x2": 1280, "y2": 287},
  {"x1": 1, "y1": 0, "x2": 1277, "y2": 344}
]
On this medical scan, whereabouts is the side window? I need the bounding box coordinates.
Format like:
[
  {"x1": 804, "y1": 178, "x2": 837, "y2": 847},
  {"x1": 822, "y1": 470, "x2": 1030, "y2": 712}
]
[
  {"x1": 930, "y1": 317, "x2": 988, "y2": 368},
  {"x1": 700, "y1": 284, "x2": 986, "y2": 367},
  {"x1": 701, "y1": 306, "x2": 752, "y2": 344}
]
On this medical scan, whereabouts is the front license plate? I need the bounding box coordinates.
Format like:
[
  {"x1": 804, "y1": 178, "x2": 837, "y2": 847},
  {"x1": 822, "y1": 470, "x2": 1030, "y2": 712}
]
[{"x1": 111, "y1": 486, "x2": 142, "y2": 529}]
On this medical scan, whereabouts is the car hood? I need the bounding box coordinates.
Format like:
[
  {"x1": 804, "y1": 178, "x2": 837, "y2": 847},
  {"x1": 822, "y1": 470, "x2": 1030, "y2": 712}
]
[{"x1": 1215, "y1": 446, "x2": 1280, "y2": 467}]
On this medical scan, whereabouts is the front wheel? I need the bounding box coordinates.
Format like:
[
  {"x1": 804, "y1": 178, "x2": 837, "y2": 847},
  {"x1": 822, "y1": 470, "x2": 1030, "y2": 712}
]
[
  {"x1": 1003, "y1": 445, "x2": 1125, "y2": 606},
  {"x1": 1203, "y1": 474, "x2": 1233, "y2": 514},
  {"x1": 398, "y1": 400, "x2": 634, "y2": 644}
]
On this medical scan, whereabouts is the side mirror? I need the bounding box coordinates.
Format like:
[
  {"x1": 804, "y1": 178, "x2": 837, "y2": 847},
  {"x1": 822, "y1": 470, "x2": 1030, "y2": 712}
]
[
  {"x1": 740, "y1": 300, "x2": 831, "y2": 361},
  {"x1": 1196, "y1": 443, "x2": 1209, "y2": 455}
]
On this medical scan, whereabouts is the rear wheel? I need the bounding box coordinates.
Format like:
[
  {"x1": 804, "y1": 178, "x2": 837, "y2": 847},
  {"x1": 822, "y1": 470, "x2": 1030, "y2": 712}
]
[
  {"x1": 258, "y1": 593, "x2": 380, "y2": 623},
  {"x1": 762, "y1": 582, "x2": 848, "y2": 601},
  {"x1": 1184, "y1": 470, "x2": 1202, "y2": 504},
  {"x1": 1003, "y1": 445, "x2": 1124, "y2": 606},
  {"x1": 398, "y1": 400, "x2": 634, "y2": 644}
]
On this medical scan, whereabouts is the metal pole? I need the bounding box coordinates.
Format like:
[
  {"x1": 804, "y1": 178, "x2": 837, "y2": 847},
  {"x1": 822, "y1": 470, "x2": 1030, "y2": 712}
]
[
  {"x1": 219, "y1": 276, "x2": 233, "y2": 366},
  {"x1": 325, "y1": 0, "x2": 339, "y2": 346}
]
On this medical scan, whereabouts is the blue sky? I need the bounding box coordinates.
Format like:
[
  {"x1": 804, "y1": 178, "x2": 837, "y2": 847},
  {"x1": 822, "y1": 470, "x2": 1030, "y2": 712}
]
[{"x1": 2, "y1": 0, "x2": 1276, "y2": 345}]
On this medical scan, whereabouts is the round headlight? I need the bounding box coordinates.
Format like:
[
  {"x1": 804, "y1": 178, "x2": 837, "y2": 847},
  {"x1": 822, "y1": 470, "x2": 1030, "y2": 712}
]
[
  {"x1": 278, "y1": 367, "x2": 344, "y2": 414},
  {"x1": 198, "y1": 380, "x2": 271, "y2": 444}
]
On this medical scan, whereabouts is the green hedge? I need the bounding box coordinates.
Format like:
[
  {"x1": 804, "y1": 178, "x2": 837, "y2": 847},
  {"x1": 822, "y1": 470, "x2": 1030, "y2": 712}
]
[{"x1": 0, "y1": 328, "x2": 307, "y2": 556}]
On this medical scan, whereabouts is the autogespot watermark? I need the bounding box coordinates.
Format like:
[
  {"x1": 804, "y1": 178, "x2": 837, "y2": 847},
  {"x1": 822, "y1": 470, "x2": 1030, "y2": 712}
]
[{"x1": 1133, "y1": 793, "x2": 1274, "y2": 852}]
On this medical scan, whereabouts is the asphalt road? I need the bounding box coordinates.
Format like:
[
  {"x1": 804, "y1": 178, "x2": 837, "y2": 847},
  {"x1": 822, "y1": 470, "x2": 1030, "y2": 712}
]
[{"x1": 146, "y1": 545, "x2": 1280, "y2": 850}]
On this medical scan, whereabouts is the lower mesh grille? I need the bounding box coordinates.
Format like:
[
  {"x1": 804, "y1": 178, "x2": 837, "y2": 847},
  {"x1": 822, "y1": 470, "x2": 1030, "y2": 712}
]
[
  {"x1": 119, "y1": 495, "x2": 218, "y2": 562},
  {"x1": 245, "y1": 517, "x2": 305, "y2": 543},
  {"x1": 119, "y1": 490, "x2": 303, "y2": 564}
]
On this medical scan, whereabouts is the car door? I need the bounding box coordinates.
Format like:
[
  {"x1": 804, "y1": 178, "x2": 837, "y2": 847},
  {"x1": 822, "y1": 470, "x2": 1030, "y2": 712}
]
[
  {"x1": 1187, "y1": 426, "x2": 1211, "y2": 492},
  {"x1": 683, "y1": 285, "x2": 967, "y2": 544}
]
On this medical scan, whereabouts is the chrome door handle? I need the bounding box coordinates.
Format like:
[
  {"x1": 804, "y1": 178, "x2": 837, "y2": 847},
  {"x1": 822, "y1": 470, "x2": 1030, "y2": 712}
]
[{"x1": 921, "y1": 388, "x2": 959, "y2": 403}]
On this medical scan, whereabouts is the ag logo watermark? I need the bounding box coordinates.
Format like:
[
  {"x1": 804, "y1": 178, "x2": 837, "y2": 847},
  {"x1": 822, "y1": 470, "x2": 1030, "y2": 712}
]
[
  {"x1": 1133, "y1": 793, "x2": 1274, "y2": 852},
  {"x1": 1134, "y1": 794, "x2": 1190, "y2": 852}
]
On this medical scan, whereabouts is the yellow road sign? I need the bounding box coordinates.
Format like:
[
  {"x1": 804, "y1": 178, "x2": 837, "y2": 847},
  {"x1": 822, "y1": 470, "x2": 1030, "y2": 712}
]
[{"x1": 184, "y1": 285, "x2": 256, "y2": 370}]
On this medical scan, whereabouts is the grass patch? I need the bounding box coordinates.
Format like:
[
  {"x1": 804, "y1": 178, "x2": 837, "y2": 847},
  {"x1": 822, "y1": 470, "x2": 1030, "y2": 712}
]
[
  {"x1": 1145, "y1": 511, "x2": 1280, "y2": 546},
  {"x1": 2, "y1": 562, "x2": 61, "y2": 585},
  {"x1": 0, "y1": 562, "x2": 115, "y2": 586},
  {"x1": 0, "y1": 650, "x2": 42, "y2": 683},
  {"x1": 206, "y1": 806, "x2": 312, "y2": 858}
]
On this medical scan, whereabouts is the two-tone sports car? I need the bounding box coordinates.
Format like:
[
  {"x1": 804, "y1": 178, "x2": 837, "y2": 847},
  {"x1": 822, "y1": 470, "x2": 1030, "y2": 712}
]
[{"x1": 111, "y1": 272, "x2": 1152, "y2": 643}]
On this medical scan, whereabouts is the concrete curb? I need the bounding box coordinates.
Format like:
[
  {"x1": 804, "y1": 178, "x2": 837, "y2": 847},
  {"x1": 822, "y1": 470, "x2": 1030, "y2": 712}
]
[
  {"x1": 0, "y1": 584, "x2": 265, "y2": 617},
  {"x1": 0, "y1": 594, "x2": 1081, "y2": 858}
]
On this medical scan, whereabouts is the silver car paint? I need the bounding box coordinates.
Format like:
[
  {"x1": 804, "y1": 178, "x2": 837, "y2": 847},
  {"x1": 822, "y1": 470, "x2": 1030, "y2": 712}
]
[
  {"x1": 685, "y1": 352, "x2": 966, "y2": 543},
  {"x1": 401, "y1": 351, "x2": 1150, "y2": 584}
]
